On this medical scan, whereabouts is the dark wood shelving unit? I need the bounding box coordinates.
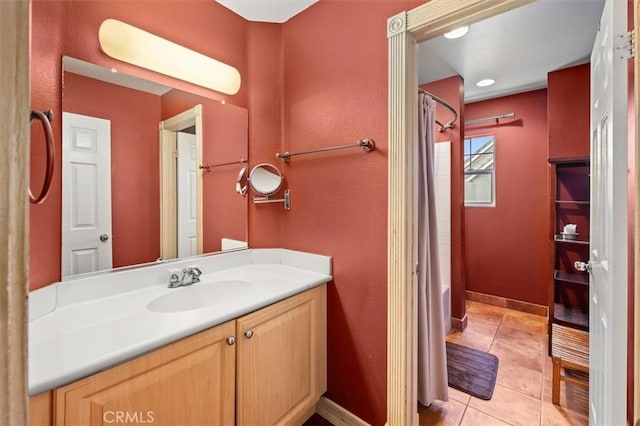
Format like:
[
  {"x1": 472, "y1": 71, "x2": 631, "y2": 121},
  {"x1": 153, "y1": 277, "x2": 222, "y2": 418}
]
[
  {"x1": 555, "y1": 200, "x2": 590, "y2": 205},
  {"x1": 554, "y1": 270, "x2": 589, "y2": 285},
  {"x1": 553, "y1": 235, "x2": 589, "y2": 245},
  {"x1": 548, "y1": 158, "x2": 590, "y2": 358},
  {"x1": 554, "y1": 303, "x2": 589, "y2": 330}
]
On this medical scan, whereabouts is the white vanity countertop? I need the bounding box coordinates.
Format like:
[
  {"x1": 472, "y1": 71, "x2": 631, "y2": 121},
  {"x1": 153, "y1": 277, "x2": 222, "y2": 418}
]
[{"x1": 28, "y1": 248, "x2": 332, "y2": 395}]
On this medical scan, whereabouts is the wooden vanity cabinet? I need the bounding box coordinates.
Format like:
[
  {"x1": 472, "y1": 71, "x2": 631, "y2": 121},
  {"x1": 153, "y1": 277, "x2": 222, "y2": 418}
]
[
  {"x1": 236, "y1": 285, "x2": 327, "y2": 426},
  {"x1": 48, "y1": 285, "x2": 326, "y2": 426},
  {"x1": 29, "y1": 391, "x2": 54, "y2": 426},
  {"x1": 54, "y1": 320, "x2": 236, "y2": 426}
]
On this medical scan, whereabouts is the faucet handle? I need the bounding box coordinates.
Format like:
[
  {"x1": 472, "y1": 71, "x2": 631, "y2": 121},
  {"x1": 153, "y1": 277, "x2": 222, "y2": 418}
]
[
  {"x1": 188, "y1": 265, "x2": 202, "y2": 283},
  {"x1": 168, "y1": 268, "x2": 181, "y2": 288}
]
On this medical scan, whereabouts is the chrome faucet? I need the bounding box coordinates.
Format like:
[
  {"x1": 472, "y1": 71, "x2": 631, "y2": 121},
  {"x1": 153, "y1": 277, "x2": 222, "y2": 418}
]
[{"x1": 168, "y1": 265, "x2": 202, "y2": 288}]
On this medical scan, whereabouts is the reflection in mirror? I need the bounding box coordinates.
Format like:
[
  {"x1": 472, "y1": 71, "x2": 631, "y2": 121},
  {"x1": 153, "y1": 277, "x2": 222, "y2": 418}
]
[
  {"x1": 61, "y1": 56, "x2": 248, "y2": 278},
  {"x1": 235, "y1": 166, "x2": 248, "y2": 197},
  {"x1": 249, "y1": 163, "x2": 284, "y2": 196}
]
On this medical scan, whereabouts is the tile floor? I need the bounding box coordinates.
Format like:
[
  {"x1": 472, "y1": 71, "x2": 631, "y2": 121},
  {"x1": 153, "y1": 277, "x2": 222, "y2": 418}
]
[{"x1": 420, "y1": 301, "x2": 589, "y2": 426}]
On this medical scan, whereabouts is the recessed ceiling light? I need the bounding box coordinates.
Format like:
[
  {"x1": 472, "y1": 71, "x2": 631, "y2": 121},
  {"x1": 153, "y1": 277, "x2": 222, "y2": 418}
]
[
  {"x1": 443, "y1": 26, "x2": 469, "y2": 39},
  {"x1": 476, "y1": 79, "x2": 495, "y2": 87}
]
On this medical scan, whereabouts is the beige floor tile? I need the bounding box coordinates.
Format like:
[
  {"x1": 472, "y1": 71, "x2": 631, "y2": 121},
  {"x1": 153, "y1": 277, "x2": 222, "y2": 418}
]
[
  {"x1": 419, "y1": 398, "x2": 467, "y2": 426},
  {"x1": 494, "y1": 325, "x2": 544, "y2": 353},
  {"x1": 495, "y1": 358, "x2": 543, "y2": 399},
  {"x1": 447, "y1": 318, "x2": 499, "y2": 352},
  {"x1": 490, "y1": 338, "x2": 544, "y2": 372},
  {"x1": 542, "y1": 349, "x2": 553, "y2": 373},
  {"x1": 460, "y1": 407, "x2": 511, "y2": 426},
  {"x1": 466, "y1": 302, "x2": 508, "y2": 326},
  {"x1": 436, "y1": 301, "x2": 587, "y2": 425},
  {"x1": 541, "y1": 401, "x2": 588, "y2": 426},
  {"x1": 501, "y1": 310, "x2": 547, "y2": 335},
  {"x1": 468, "y1": 384, "x2": 541, "y2": 426},
  {"x1": 448, "y1": 386, "x2": 471, "y2": 405}
]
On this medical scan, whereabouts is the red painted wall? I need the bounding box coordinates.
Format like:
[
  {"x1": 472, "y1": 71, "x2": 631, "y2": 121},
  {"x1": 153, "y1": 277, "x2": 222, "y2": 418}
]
[
  {"x1": 464, "y1": 90, "x2": 549, "y2": 305},
  {"x1": 280, "y1": 1, "x2": 421, "y2": 424},
  {"x1": 421, "y1": 77, "x2": 467, "y2": 322},
  {"x1": 30, "y1": 0, "x2": 250, "y2": 289},
  {"x1": 245, "y1": 23, "x2": 285, "y2": 249},
  {"x1": 63, "y1": 72, "x2": 161, "y2": 268},
  {"x1": 31, "y1": 1, "x2": 425, "y2": 423},
  {"x1": 161, "y1": 90, "x2": 249, "y2": 252},
  {"x1": 548, "y1": 64, "x2": 590, "y2": 160}
]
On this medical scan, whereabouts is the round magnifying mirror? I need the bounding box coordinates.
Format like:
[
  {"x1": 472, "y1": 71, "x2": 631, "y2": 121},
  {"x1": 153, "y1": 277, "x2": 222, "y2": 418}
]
[
  {"x1": 248, "y1": 163, "x2": 283, "y2": 196},
  {"x1": 235, "y1": 166, "x2": 248, "y2": 196}
]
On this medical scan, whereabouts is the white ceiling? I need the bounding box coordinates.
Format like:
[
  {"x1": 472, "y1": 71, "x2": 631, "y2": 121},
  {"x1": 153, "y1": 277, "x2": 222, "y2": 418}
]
[
  {"x1": 418, "y1": 0, "x2": 606, "y2": 103},
  {"x1": 215, "y1": 0, "x2": 318, "y2": 23}
]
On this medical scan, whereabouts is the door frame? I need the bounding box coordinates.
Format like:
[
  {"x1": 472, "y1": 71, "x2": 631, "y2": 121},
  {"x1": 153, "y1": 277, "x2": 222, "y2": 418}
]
[
  {"x1": 1, "y1": 0, "x2": 29, "y2": 423},
  {"x1": 159, "y1": 105, "x2": 203, "y2": 259},
  {"x1": 386, "y1": 0, "x2": 639, "y2": 424}
]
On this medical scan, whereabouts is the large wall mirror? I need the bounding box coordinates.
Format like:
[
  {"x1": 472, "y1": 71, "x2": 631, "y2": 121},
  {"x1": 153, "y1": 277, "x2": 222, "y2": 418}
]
[{"x1": 61, "y1": 56, "x2": 248, "y2": 278}]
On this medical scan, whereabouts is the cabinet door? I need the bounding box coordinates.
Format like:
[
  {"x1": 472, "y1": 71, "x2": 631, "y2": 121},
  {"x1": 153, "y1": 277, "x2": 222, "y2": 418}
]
[
  {"x1": 236, "y1": 285, "x2": 327, "y2": 426},
  {"x1": 55, "y1": 320, "x2": 236, "y2": 426},
  {"x1": 29, "y1": 391, "x2": 53, "y2": 426}
]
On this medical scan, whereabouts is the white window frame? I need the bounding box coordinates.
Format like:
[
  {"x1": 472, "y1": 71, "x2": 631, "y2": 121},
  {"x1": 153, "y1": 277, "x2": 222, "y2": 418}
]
[{"x1": 464, "y1": 134, "x2": 496, "y2": 207}]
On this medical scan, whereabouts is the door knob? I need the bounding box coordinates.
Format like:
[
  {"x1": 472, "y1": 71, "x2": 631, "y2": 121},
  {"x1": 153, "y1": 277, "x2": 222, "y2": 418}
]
[
  {"x1": 99, "y1": 234, "x2": 109, "y2": 242},
  {"x1": 244, "y1": 330, "x2": 254, "y2": 339},
  {"x1": 574, "y1": 261, "x2": 592, "y2": 273},
  {"x1": 226, "y1": 336, "x2": 236, "y2": 346}
]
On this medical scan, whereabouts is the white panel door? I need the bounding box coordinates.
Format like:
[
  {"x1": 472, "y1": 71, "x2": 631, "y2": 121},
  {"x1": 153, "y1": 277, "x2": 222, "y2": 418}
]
[
  {"x1": 589, "y1": 0, "x2": 628, "y2": 423},
  {"x1": 177, "y1": 132, "x2": 198, "y2": 258},
  {"x1": 62, "y1": 112, "x2": 112, "y2": 277}
]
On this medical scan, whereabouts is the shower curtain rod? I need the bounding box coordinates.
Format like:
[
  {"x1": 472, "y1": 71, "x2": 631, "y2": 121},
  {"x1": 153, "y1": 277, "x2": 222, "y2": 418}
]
[{"x1": 419, "y1": 88, "x2": 459, "y2": 132}]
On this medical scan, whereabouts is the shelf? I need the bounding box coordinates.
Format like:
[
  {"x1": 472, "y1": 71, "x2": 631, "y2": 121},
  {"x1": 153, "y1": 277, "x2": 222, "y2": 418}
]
[
  {"x1": 553, "y1": 303, "x2": 589, "y2": 330},
  {"x1": 554, "y1": 270, "x2": 589, "y2": 286},
  {"x1": 555, "y1": 200, "x2": 590, "y2": 205},
  {"x1": 554, "y1": 235, "x2": 589, "y2": 245},
  {"x1": 549, "y1": 157, "x2": 590, "y2": 165}
]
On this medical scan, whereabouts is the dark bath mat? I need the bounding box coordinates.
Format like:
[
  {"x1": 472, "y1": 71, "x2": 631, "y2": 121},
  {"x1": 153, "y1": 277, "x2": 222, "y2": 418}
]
[{"x1": 446, "y1": 341, "x2": 499, "y2": 400}]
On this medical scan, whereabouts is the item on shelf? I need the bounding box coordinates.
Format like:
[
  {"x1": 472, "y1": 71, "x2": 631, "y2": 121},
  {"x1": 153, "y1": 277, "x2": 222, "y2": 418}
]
[{"x1": 560, "y1": 232, "x2": 579, "y2": 240}]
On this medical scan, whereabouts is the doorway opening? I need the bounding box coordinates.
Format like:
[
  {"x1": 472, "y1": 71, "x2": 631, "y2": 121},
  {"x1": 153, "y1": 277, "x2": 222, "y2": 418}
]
[
  {"x1": 159, "y1": 105, "x2": 203, "y2": 259},
  {"x1": 386, "y1": 0, "x2": 637, "y2": 424}
]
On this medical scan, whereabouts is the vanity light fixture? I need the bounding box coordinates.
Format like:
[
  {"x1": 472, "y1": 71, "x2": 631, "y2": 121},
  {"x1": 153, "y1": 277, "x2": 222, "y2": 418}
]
[
  {"x1": 443, "y1": 26, "x2": 469, "y2": 39},
  {"x1": 476, "y1": 78, "x2": 496, "y2": 87},
  {"x1": 98, "y1": 19, "x2": 241, "y2": 95}
]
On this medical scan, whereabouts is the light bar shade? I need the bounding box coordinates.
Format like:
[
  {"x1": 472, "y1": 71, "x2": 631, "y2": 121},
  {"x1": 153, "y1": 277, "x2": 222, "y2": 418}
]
[{"x1": 99, "y1": 19, "x2": 241, "y2": 95}]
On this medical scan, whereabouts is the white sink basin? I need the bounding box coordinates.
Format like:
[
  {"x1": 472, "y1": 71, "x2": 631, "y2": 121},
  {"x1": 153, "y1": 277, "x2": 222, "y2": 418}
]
[{"x1": 147, "y1": 280, "x2": 254, "y2": 313}]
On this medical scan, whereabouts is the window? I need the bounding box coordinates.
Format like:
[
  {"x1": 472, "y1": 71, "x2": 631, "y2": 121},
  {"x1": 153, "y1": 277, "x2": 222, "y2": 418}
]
[{"x1": 464, "y1": 135, "x2": 495, "y2": 206}]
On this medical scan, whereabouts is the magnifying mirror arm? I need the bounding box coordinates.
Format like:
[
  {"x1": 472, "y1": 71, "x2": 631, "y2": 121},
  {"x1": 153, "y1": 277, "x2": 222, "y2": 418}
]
[{"x1": 253, "y1": 189, "x2": 291, "y2": 211}]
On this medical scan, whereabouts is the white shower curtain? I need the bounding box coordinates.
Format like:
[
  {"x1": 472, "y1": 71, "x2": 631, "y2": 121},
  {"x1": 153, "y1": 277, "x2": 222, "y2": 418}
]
[{"x1": 417, "y1": 92, "x2": 449, "y2": 406}]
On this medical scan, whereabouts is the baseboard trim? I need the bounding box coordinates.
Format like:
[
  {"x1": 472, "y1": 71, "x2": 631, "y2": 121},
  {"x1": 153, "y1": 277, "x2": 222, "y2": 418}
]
[
  {"x1": 466, "y1": 290, "x2": 548, "y2": 317},
  {"x1": 316, "y1": 396, "x2": 371, "y2": 426},
  {"x1": 451, "y1": 314, "x2": 468, "y2": 331}
]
